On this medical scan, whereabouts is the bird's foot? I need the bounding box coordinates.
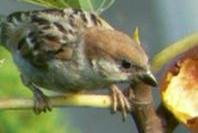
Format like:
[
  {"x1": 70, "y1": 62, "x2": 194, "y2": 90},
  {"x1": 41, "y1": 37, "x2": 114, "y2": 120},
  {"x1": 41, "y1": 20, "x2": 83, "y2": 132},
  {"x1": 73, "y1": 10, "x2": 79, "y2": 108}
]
[
  {"x1": 110, "y1": 84, "x2": 132, "y2": 120},
  {"x1": 33, "y1": 88, "x2": 52, "y2": 114}
]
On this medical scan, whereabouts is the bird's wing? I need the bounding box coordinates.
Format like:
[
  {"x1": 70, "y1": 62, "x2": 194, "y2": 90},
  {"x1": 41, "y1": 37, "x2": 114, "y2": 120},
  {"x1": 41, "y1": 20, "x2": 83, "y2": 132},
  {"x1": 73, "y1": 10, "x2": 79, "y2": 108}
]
[{"x1": 2, "y1": 8, "x2": 113, "y2": 67}]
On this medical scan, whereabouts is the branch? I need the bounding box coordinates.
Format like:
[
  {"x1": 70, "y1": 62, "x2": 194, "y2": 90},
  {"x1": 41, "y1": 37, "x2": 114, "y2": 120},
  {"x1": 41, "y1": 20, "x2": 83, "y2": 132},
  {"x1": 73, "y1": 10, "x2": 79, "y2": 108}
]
[
  {"x1": 129, "y1": 83, "x2": 164, "y2": 133},
  {"x1": 0, "y1": 88, "x2": 177, "y2": 133},
  {"x1": 0, "y1": 94, "x2": 112, "y2": 110}
]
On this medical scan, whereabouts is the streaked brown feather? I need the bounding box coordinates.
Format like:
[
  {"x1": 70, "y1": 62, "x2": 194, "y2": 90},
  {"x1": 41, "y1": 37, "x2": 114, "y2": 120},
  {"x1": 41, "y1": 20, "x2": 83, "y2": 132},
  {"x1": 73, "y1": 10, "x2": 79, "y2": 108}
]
[{"x1": 55, "y1": 47, "x2": 73, "y2": 60}]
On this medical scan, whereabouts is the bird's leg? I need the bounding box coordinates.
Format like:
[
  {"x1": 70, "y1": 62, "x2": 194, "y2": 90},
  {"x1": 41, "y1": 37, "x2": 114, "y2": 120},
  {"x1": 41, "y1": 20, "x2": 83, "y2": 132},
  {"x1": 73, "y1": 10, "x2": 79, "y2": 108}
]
[
  {"x1": 20, "y1": 75, "x2": 52, "y2": 114},
  {"x1": 31, "y1": 84, "x2": 52, "y2": 114},
  {"x1": 110, "y1": 84, "x2": 132, "y2": 120}
]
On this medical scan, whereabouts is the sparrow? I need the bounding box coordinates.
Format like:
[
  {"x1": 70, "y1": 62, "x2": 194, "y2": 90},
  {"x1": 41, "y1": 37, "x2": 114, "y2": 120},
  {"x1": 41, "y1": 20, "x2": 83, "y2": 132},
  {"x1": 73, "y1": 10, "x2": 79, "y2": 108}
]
[{"x1": 0, "y1": 8, "x2": 157, "y2": 117}]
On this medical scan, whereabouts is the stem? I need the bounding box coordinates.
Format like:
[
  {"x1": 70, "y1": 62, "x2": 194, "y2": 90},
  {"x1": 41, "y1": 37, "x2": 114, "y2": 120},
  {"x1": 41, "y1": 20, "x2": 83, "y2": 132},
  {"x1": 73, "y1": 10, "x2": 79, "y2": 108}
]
[
  {"x1": 152, "y1": 33, "x2": 198, "y2": 72},
  {"x1": 0, "y1": 94, "x2": 112, "y2": 110},
  {"x1": 130, "y1": 83, "x2": 164, "y2": 133}
]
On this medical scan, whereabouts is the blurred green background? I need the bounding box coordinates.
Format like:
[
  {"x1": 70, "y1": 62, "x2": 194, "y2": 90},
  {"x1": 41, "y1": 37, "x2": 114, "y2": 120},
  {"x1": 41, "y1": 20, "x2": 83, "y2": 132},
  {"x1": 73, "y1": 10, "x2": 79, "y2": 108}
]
[
  {"x1": 0, "y1": 45, "x2": 79, "y2": 132},
  {"x1": 0, "y1": 0, "x2": 197, "y2": 132}
]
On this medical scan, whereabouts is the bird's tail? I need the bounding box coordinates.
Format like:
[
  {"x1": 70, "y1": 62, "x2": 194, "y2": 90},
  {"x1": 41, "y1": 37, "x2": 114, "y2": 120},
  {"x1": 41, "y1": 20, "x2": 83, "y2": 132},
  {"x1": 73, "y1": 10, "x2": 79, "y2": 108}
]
[{"x1": 0, "y1": 15, "x2": 6, "y2": 44}]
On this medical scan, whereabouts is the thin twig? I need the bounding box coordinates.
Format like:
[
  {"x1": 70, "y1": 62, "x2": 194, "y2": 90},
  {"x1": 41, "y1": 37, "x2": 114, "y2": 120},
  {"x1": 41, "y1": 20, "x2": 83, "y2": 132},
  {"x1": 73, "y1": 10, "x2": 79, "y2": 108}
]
[{"x1": 0, "y1": 94, "x2": 112, "y2": 110}]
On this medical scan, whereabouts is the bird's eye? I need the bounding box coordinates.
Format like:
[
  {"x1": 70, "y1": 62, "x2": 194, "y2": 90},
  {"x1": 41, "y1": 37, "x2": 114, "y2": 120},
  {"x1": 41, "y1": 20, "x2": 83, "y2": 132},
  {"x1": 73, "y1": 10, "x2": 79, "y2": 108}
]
[{"x1": 121, "y1": 60, "x2": 131, "y2": 69}]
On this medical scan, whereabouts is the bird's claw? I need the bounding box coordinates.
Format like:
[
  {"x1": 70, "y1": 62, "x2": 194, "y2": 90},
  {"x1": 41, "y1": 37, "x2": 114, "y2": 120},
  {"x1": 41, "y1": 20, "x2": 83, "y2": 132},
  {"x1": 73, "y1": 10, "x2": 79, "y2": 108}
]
[
  {"x1": 111, "y1": 85, "x2": 132, "y2": 121},
  {"x1": 33, "y1": 89, "x2": 52, "y2": 114}
]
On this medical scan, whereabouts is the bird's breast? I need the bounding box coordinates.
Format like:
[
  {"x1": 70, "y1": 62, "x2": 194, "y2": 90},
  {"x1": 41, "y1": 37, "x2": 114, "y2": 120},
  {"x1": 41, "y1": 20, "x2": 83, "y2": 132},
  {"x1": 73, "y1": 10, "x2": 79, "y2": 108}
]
[{"x1": 13, "y1": 51, "x2": 110, "y2": 93}]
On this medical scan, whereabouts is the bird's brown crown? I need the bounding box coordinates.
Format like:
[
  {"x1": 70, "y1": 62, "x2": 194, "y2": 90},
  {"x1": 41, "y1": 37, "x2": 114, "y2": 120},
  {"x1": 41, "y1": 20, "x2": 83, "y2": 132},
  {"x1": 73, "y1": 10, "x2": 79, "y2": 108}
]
[{"x1": 84, "y1": 27, "x2": 149, "y2": 69}]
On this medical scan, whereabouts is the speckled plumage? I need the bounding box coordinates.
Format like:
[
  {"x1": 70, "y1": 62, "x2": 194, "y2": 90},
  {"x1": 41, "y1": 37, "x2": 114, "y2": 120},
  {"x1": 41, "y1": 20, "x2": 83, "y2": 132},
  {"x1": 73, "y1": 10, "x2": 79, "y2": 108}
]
[
  {"x1": 0, "y1": 8, "x2": 157, "y2": 114},
  {"x1": 1, "y1": 8, "x2": 114, "y2": 91}
]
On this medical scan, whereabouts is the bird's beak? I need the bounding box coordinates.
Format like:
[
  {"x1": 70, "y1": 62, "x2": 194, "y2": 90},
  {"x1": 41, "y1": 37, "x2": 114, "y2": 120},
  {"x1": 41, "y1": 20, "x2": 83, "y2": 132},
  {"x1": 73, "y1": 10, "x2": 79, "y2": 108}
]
[{"x1": 139, "y1": 70, "x2": 158, "y2": 87}]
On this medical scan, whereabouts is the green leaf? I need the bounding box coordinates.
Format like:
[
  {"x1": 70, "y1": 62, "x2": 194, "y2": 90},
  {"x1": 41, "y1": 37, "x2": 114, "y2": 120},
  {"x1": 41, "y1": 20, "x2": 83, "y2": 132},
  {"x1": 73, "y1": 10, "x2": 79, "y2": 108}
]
[
  {"x1": 20, "y1": 0, "x2": 80, "y2": 9},
  {"x1": 79, "y1": 0, "x2": 115, "y2": 13},
  {"x1": 0, "y1": 47, "x2": 79, "y2": 133},
  {"x1": 0, "y1": 58, "x2": 5, "y2": 66},
  {"x1": 20, "y1": 0, "x2": 115, "y2": 13}
]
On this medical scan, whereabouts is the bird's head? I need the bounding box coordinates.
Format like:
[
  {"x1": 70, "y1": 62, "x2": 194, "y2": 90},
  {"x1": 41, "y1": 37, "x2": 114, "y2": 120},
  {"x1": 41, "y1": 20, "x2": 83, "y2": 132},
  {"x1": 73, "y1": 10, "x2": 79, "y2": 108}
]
[{"x1": 84, "y1": 27, "x2": 157, "y2": 87}]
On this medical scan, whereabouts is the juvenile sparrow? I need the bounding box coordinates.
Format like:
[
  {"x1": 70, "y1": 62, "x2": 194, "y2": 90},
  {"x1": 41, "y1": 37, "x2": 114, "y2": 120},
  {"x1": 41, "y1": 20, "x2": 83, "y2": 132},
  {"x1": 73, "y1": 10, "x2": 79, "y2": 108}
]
[{"x1": 0, "y1": 8, "x2": 157, "y2": 116}]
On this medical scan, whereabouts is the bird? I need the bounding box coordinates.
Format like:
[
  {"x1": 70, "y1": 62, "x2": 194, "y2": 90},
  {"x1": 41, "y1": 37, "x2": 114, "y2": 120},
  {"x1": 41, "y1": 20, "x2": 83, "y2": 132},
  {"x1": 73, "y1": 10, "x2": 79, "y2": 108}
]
[{"x1": 0, "y1": 8, "x2": 157, "y2": 117}]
